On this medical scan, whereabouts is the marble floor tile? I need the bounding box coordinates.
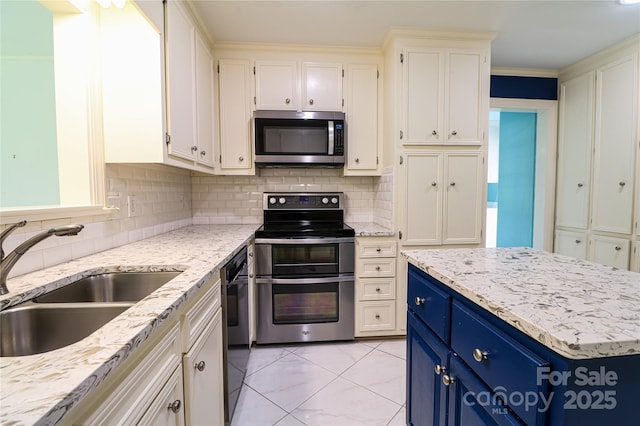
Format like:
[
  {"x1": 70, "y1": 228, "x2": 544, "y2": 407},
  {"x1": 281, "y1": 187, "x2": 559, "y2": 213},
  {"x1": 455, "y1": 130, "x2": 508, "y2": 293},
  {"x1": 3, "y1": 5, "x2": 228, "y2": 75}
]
[
  {"x1": 388, "y1": 406, "x2": 406, "y2": 425},
  {"x1": 293, "y1": 341, "x2": 374, "y2": 374},
  {"x1": 274, "y1": 414, "x2": 307, "y2": 426},
  {"x1": 243, "y1": 352, "x2": 337, "y2": 412},
  {"x1": 291, "y1": 377, "x2": 401, "y2": 426},
  {"x1": 376, "y1": 338, "x2": 407, "y2": 360},
  {"x1": 231, "y1": 385, "x2": 288, "y2": 426},
  {"x1": 342, "y1": 348, "x2": 407, "y2": 405},
  {"x1": 245, "y1": 346, "x2": 293, "y2": 376}
]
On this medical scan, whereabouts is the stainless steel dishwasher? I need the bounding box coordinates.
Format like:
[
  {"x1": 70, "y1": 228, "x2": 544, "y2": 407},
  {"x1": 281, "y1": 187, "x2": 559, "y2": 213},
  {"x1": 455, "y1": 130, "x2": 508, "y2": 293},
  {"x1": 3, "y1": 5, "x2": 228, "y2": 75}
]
[{"x1": 221, "y1": 246, "x2": 251, "y2": 425}]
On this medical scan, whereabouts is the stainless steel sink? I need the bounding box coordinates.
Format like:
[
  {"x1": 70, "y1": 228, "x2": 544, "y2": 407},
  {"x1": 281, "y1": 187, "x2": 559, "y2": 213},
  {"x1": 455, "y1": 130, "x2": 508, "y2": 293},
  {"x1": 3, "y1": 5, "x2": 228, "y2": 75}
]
[
  {"x1": 33, "y1": 271, "x2": 182, "y2": 303},
  {"x1": 0, "y1": 303, "x2": 131, "y2": 357}
]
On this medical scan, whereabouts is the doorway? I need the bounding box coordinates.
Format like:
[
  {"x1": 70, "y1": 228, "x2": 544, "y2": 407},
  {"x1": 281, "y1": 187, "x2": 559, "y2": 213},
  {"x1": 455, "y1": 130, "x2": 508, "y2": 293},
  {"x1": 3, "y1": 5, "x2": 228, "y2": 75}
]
[{"x1": 486, "y1": 99, "x2": 558, "y2": 251}]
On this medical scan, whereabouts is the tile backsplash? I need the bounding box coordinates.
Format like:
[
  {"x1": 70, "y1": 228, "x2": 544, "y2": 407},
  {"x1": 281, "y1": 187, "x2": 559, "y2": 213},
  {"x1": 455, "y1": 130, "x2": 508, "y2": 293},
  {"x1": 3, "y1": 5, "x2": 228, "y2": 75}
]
[{"x1": 2, "y1": 163, "x2": 393, "y2": 279}]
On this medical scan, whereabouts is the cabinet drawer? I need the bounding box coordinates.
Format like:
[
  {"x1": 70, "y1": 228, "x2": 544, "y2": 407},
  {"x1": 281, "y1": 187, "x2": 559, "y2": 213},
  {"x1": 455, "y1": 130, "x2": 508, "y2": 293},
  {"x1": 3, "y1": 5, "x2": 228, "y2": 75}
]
[
  {"x1": 451, "y1": 301, "x2": 549, "y2": 426},
  {"x1": 358, "y1": 277, "x2": 396, "y2": 300},
  {"x1": 358, "y1": 301, "x2": 396, "y2": 332},
  {"x1": 358, "y1": 241, "x2": 397, "y2": 258},
  {"x1": 407, "y1": 265, "x2": 451, "y2": 344},
  {"x1": 181, "y1": 280, "x2": 220, "y2": 351},
  {"x1": 359, "y1": 258, "x2": 396, "y2": 277}
]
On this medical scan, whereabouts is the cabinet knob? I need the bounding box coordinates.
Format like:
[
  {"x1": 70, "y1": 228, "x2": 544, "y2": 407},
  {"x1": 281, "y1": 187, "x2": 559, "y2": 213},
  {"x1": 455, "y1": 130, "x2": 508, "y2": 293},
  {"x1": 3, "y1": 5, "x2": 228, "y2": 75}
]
[
  {"x1": 473, "y1": 348, "x2": 489, "y2": 362},
  {"x1": 239, "y1": 156, "x2": 244, "y2": 162},
  {"x1": 415, "y1": 296, "x2": 425, "y2": 306},
  {"x1": 432, "y1": 130, "x2": 437, "y2": 136},
  {"x1": 355, "y1": 158, "x2": 360, "y2": 163},
  {"x1": 376, "y1": 247, "x2": 382, "y2": 252},
  {"x1": 167, "y1": 400, "x2": 182, "y2": 414},
  {"x1": 450, "y1": 130, "x2": 457, "y2": 136},
  {"x1": 577, "y1": 183, "x2": 583, "y2": 188},
  {"x1": 615, "y1": 246, "x2": 622, "y2": 251},
  {"x1": 449, "y1": 182, "x2": 456, "y2": 186},
  {"x1": 375, "y1": 313, "x2": 381, "y2": 319},
  {"x1": 431, "y1": 182, "x2": 437, "y2": 187},
  {"x1": 619, "y1": 181, "x2": 626, "y2": 187},
  {"x1": 191, "y1": 145, "x2": 198, "y2": 152},
  {"x1": 375, "y1": 287, "x2": 381, "y2": 292},
  {"x1": 285, "y1": 98, "x2": 291, "y2": 104},
  {"x1": 195, "y1": 360, "x2": 206, "y2": 371},
  {"x1": 375, "y1": 266, "x2": 381, "y2": 271},
  {"x1": 309, "y1": 99, "x2": 314, "y2": 105},
  {"x1": 575, "y1": 239, "x2": 581, "y2": 244},
  {"x1": 434, "y1": 364, "x2": 446, "y2": 375},
  {"x1": 442, "y1": 374, "x2": 455, "y2": 386},
  {"x1": 200, "y1": 150, "x2": 206, "y2": 157}
]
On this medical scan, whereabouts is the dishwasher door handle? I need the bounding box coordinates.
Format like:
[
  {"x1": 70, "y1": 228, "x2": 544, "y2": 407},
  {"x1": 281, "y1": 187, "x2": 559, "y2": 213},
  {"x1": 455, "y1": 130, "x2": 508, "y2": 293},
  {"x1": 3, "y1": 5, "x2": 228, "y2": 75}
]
[{"x1": 255, "y1": 275, "x2": 354, "y2": 285}]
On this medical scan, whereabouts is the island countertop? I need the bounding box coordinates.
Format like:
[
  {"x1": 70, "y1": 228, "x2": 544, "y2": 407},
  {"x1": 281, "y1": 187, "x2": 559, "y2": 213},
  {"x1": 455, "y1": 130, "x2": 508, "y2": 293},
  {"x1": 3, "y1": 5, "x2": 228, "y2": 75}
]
[
  {"x1": 0, "y1": 224, "x2": 257, "y2": 425},
  {"x1": 402, "y1": 247, "x2": 640, "y2": 360}
]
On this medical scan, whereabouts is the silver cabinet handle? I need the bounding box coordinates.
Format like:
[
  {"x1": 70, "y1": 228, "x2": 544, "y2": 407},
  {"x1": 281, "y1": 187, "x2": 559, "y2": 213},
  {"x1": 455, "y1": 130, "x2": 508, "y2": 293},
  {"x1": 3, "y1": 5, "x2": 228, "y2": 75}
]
[
  {"x1": 375, "y1": 313, "x2": 381, "y2": 319},
  {"x1": 432, "y1": 130, "x2": 437, "y2": 136},
  {"x1": 450, "y1": 130, "x2": 457, "y2": 136},
  {"x1": 575, "y1": 239, "x2": 581, "y2": 244},
  {"x1": 431, "y1": 182, "x2": 437, "y2": 187},
  {"x1": 200, "y1": 150, "x2": 206, "y2": 156},
  {"x1": 239, "y1": 156, "x2": 244, "y2": 162},
  {"x1": 619, "y1": 181, "x2": 626, "y2": 187},
  {"x1": 577, "y1": 183, "x2": 583, "y2": 188},
  {"x1": 442, "y1": 374, "x2": 455, "y2": 386},
  {"x1": 309, "y1": 99, "x2": 314, "y2": 105},
  {"x1": 375, "y1": 266, "x2": 381, "y2": 271},
  {"x1": 473, "y1": 348, "x2": 489, "y2": 362},
  {"x1": 191, "y1": 145, "x2": 198, "y2": 152},
  {"x1": 355, "y1": 158, "x2": 360, "y2": 163},
  {"x1": 450, "y1": 182, "x2": 456, "y2": 186},
  {"x1": 285, "y1": 98, "x2": 291, "y2": 104},
  {"x1": 415, "y1": 296, "x2": 425, "y2": 306},
  {"x1": 195, "y1": 360, "x2": 206, "y2": 371},
  {"x1": 615, "y1": 246, "x2": 622, "y2": 251},
  {"x1": 434, "y1": 364, "x2": 446, "y2": 375},
  {"x1": 376, "y1": 248, "x2": 382, "y2": 252},
  {"x1": 375, "y1": 287, "x2": 381, "y2": 292},
  {"x1": 167, "y1": 400, "x2": 182, "y2": 413}
]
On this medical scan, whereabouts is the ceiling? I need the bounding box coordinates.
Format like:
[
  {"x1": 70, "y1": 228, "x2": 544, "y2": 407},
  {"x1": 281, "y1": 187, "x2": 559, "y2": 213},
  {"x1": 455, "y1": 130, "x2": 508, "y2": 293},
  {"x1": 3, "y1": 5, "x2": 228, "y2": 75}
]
[{"x1": 190, "y1": 0, "x2": 640, "y2": 71}]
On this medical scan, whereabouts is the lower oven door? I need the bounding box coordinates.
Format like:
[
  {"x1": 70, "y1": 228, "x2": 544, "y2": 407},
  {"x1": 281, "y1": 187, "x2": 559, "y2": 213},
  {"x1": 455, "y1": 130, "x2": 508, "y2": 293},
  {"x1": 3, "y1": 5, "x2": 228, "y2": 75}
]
[{"x1": 256, "y1": 275, "x2": 354, "y2": 344}]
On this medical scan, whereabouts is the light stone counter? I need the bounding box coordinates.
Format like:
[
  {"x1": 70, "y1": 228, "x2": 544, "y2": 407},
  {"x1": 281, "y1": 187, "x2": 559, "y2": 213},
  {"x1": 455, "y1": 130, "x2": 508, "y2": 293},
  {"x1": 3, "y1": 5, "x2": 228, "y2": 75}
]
[
  {"x1": 348, "y1": 222, "x2": 395, "y2": 237},
  {"x1": 402, "y1": 247, "x2": 640, "y2": 360},
  {"x1": 0, "y1": 224, "x2": 257, "y2": 425}
]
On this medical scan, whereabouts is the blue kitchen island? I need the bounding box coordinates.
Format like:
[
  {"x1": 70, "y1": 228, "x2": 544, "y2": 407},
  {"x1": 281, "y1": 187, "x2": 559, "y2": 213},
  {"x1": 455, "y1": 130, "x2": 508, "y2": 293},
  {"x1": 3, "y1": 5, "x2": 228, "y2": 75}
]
[{"x1": 402, "y1": 247, "x2": 640, "y2": 426}]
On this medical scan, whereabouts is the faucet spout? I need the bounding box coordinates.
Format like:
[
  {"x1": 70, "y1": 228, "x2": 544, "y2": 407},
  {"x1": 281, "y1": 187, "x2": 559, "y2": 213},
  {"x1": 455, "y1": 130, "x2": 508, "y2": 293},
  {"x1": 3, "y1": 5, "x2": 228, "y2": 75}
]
[
  {"x1": 0, "y1": 224, "x2": 84, "y2": 295},
  {"x1": 0, "y1": 220, "x2": 27, "y2": 260}
]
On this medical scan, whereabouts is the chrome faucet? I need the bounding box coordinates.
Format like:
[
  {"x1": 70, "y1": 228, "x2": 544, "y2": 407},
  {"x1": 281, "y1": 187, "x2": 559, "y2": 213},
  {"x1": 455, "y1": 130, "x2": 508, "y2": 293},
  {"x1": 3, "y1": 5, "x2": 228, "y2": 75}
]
[
  {"x1": 0, "y1": 223, "x2": 84, "y2": 295},
  {"x1": 0, "y1": 220, "x2": 26, "y2": 260}
]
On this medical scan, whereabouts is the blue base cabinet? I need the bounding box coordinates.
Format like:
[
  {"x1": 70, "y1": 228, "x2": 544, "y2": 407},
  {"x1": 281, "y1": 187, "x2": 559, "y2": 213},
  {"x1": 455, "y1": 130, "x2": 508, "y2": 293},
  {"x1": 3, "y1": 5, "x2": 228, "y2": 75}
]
[{"x1": 406, "y1": 264, "x2": 640, "y2": 426}]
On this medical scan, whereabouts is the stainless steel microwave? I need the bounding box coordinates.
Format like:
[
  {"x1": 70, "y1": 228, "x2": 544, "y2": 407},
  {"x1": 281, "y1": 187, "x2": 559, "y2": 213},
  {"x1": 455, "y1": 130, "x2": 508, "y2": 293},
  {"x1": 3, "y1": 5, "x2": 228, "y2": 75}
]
[{"x1": 254, "y1": 110, "x2": 346, "y2": 167}]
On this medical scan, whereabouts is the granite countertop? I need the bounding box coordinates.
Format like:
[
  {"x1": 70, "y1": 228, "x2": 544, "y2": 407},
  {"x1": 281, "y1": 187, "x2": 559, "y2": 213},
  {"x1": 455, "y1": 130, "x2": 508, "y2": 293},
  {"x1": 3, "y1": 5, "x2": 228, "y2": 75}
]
[
  {"x1": 0, "y1": 224, "x2": 257, "y2": 425},
  {"x1": 402, "y1": 247, "x2": 640, "y2": 360},
  {"x1": 348, "y1": 222, "x2": 395, "y2": 237}
]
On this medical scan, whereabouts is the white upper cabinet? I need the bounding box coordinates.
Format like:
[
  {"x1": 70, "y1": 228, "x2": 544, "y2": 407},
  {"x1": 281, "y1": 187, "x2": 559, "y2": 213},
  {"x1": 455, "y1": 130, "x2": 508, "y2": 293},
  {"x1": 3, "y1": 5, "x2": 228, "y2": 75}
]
[
  {"x1": 195, "y1": 32, "x2": 215, "y2": 168},
  {"x1": 591, "y1": 53, "x2": 638, "y2": 235},
  {"x1": 345, "y1": 63, "x2": 379, "y2": 174},
  {"x1": 254, "y1": 60, "x2": 298, "y2": 110},
  {"x1": 402, "y1": 48, "x2": 484, "y2": 145},
  {"x1": 217, "y1": 58, "x2": 254, "y2": 174},
  {"x1": 301, "y1": 62, "x2": 343, "y2": 111},
  {"x1": 254, "y1": 60, "x2": 343, "y2": 112},
  {"x1": 556, "y1": 71, "x2": 594, "y2": 230}
]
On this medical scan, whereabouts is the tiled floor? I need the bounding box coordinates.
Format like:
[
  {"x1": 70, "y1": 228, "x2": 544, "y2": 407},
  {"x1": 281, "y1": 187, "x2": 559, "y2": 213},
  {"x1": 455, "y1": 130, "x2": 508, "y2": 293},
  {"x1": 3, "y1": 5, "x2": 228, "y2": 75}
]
[{"x1": 231, "y1": 338, "x2": 407, "y2": 426}]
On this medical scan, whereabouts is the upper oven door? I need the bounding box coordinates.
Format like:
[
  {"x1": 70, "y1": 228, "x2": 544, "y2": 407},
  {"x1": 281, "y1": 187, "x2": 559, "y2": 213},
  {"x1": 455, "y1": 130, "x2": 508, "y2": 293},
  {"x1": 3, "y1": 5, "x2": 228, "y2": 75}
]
[
  {"x1": 255, "y1": 238, "x2": 354, "y2": 277},
  {"x1": 254, "y1": 110, "x2": 345, "y2": 166}
]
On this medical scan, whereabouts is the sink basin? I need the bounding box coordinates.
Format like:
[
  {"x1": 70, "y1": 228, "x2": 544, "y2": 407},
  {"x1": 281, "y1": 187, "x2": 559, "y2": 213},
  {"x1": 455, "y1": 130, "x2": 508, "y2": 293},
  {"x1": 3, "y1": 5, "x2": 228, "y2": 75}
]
[
  {"x1": 33, "y1": 271, "x2": 182, "y2": 303},
  {"x1": 0, "y1": 304, "x2": 131, "y2": 357}
]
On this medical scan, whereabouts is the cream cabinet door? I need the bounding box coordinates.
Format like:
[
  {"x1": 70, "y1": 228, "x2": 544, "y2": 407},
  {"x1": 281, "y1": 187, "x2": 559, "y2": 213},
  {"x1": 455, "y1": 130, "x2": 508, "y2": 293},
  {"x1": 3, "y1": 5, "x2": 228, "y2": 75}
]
[
  {"x1": 218, "y1": 59, "x2": 254, "y2": 173},
  {"x1": 445, "y1": 50, "x2": 483, "y2": 144},
  {"x1": 591, "y1": 54, "x2": 638, "y2": 234},
  {"x1": 634, "y1": 242, "x2": 640, "y2": 273},
  {"x1": 554, "y1": 230, "x2": 588, "y2": 260},
  {"x1": 255, "y1": 60, "x2": 298, "y2": 110},
  {"x1": 302, "y1": 62, "x2": 343, "y2": 111},
  {"x1": 442, "y1": 152, "x2": 483, "y2": 244},
  {"x1": 345, "y1": 63, "x2": 379, "y2": 174},
  {"x1": 589, "y1": 235, "x2": 630, "y2": 270},
  {"x1": 403, "y1": 151, "x2": 443, "y2": 245},
  {"x1": 138, "y1": 367, "x2": 185, "y2": 426},
  {"x1": 165, "y1": 0, "x2": 197, "y2": 161},
  {"x1": 182, "y1": 309, "x2": 224, "y2": 426},
  {"x1": 402, "y1": 48, "x2": 443, "y2": 145},
  {"x1": 556, "y1": 72, "x2": 594, "y2": 230},
  {"x1": 194, "y1": 32, "x2": 215, "y2": 168}
]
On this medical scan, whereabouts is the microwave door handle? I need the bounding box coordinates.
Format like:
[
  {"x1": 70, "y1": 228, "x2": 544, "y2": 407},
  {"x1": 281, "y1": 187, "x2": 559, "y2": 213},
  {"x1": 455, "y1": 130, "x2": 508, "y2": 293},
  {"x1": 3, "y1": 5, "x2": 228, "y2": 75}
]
[{"x1": 328, "y1": 120, "x2": 335, "y2": 155}]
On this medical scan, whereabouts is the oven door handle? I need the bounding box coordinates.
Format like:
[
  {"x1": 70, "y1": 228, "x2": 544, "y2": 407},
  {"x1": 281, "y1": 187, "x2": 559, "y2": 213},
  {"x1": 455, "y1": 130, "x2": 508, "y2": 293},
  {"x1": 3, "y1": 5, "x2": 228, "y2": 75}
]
[
  {"x1": 256, "y1": 276, "x2": 354, "y2": 285},
  {"x1": 255, "y1": 237, "x2": 354, "y2": 245}
]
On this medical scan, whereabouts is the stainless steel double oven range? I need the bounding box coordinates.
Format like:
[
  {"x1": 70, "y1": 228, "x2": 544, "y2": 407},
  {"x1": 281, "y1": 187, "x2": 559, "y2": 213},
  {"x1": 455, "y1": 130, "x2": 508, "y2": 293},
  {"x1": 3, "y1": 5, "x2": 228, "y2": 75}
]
[{"x1": 255, "y1": 193, "x2": 355, "y2": 344}]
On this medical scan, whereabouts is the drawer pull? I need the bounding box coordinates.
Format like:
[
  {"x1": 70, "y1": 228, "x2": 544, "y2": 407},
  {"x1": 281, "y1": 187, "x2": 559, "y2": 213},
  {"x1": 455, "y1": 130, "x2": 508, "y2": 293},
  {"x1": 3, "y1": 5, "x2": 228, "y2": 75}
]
[
  {"x1": 195, "y1": 360, "x2": 206, "y2": 371},
  {"x1": 167, "y1": 400, "x2": 182, "y2": 414},
  {"x1": 473, "y1": 348, "x2": 489, "y2": 362},
  {"x1": 615, "y1": 246, "x2": 622, "y2": 251},
  {"x1": 415, "y1": 296, "x2": 425, "y2": 306},
  {"x1": 434, "y1": 364, "x2": 446, "y2": 375},
  {"x1": 376, "y1": 248, "x2": 382, "y2": 252},
  {"x1": 375, "y1": 313, "x2": 381, "y2": 319},
  {"x1": 375, "y1": 266, "x2": 381, "y2": 271},
  {"x1": 375, "y1": 287, "x2": 381, "y2": 292},
  {"x1": 442, "y1": 374, "x2": 455, "y2": 386}
]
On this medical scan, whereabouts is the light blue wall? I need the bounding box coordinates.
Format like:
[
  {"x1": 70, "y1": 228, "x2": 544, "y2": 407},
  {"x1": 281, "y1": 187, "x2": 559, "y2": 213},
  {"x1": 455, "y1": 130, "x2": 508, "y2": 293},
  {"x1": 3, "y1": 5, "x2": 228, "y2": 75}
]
[
  {"x1": 496, "y1": 112, "x2": 537, "y2": 247},
  {"x1": 1, "y1": 0, "x2": 60, "y2": 207}
]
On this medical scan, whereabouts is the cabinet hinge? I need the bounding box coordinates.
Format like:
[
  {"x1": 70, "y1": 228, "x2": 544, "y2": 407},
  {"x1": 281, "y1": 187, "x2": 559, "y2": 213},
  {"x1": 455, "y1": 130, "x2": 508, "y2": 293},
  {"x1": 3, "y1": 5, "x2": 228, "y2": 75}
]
[
  {"x1": 376, "y1": 156, "x2": 379, "y2": 165},
  {"x1": 399, "y1": 155, "x2": 403, "y2": 165},
  {"x1": 254, "y1": 96, "x2": 256, "y2": 104},
  {"x1": 219, "y1": 155, "x2": 222, "y2": 163},
  {"x1": 253, "y1": 66, "x2": 256, "y2": 75},
  {"x1": 165, "y1": 133, "x2": 171, "y2": 145},
  {"x1": 400, "y1": 130, "x2": 403, "y2": 140},
  {"x1": 399, "y1": 230, "x2": 403, "y2": 240},
  {"x1": 342, "y1": 99, "x2": 344, "y2": 107},
  {"x1": 217, "y1": 64, "x2": 220, "y2": 73},
  {"x1": 377, "y1": 70, "x2": 380, "y2": 79},
  {"x1": 400, "y1": 53, "x2": 404, "y2": 63},
  {"x1": 342, "y1": 69, "x2": 344, "y2": 78}
]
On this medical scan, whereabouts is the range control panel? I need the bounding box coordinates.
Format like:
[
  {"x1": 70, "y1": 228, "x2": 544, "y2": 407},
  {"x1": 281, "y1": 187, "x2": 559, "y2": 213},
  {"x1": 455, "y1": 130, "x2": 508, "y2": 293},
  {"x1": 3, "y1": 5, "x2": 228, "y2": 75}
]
[{"x1": 263, "y1": 193, "x2": 343, "y2": 210}]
